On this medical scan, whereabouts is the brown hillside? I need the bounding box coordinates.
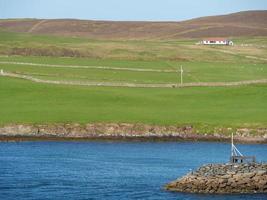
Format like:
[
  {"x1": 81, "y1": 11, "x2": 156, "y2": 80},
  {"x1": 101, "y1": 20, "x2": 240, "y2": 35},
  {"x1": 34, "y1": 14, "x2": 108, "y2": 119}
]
[
  {"x1": 0, "y1": 10, "x2": 267, "y2": 39},
  {"x1": 186, "y1": 10, "x2": 267, "y2": 25}
]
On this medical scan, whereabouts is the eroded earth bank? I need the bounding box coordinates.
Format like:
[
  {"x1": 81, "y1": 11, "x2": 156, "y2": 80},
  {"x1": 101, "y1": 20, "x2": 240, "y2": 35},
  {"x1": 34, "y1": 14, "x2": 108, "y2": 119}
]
[{"x1": 0, "y1": 123, "x2": 266, "y2": 143}]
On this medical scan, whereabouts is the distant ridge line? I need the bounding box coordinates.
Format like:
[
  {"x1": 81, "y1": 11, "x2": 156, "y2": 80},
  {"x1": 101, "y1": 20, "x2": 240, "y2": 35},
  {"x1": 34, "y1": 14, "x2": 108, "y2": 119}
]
[{"x1": 1, "y1": 10, "x2": 267, "y2": 39}]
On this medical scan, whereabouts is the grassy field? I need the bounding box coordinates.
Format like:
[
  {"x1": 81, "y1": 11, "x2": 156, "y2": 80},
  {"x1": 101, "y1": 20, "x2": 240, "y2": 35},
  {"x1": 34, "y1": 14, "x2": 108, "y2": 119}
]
[
  {"x1": 0, "y1": 56, "x2": 267, "y2": 84},
  {"x1": 0, "y1": 30, "x2": 266, "y2": 130},
  {"x1": 0, "y1": 30, "x2": 267, "y2": 62},
  {"x1": 0, "y1": 76, "x2": 266, "y2": 128}
]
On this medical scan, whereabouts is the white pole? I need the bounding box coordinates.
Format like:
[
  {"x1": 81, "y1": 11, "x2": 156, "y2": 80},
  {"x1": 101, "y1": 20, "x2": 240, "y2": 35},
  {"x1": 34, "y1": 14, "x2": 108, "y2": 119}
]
[
  {"x1": 0, "y1": 69, "x2": 3, "y2": 75},
  {"x1": 180, "y1": 65, "x2": 183, "y2": 85},
  {"x1": 231, "y1": 132, "x2": 234, "y2": 156},
  {"x1": 231, "y1": 132, "x2": 243, "y2": 157}
]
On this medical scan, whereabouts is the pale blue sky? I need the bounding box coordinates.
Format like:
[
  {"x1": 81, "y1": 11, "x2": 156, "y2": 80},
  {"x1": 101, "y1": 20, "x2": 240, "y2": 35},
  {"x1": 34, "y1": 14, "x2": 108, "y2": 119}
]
[{"x1": 1, "y1": 0, "x2": 267, "y2": 21}]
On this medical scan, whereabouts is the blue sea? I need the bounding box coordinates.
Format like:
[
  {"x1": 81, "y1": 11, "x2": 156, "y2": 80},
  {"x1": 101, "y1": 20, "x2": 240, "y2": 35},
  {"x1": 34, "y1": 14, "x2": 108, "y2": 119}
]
[{"x1": 0, "y1": 141, "x2": 266, "y2": 200}]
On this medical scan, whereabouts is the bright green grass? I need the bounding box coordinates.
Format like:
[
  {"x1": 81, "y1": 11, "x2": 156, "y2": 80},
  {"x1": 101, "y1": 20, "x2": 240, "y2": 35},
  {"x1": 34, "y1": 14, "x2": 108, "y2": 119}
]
[
  {"x1": 0, "y1": 76, "x2": 266, "y2": 127},
  {"x1": 0, "y1": 55, "x2": 172, "y2": 69},
  {"x1": 0, "y1": 56, "x2": 266, "y2": 83},
  {"x1": 0, "y1": 31, "x2": 266, "y2": 129},
  {"x1": 0, "y1": 64, "x2": 179, "y2": 84}
]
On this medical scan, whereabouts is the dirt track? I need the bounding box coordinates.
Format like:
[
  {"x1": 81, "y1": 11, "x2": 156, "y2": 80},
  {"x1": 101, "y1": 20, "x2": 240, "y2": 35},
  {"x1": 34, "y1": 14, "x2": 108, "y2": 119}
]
[
  {"x1": 28, "y1": 20, "x2": 49, "y2": 33},
  {"x1": 1, "y1": 71, "x2": 267, "y2": 88}
]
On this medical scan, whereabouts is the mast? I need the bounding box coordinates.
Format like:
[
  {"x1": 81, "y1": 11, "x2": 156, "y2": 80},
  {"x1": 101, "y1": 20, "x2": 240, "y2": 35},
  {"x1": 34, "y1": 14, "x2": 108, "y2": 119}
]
[
  {"x1": 230, "y1": 133, "x2": 256, "y2": 163},
  {"x1": 231, "y1": 133, "x2": 243, "y2": 157},
  {"x1": 231, "y1": 132, "x2": 234, "y2": 157}
]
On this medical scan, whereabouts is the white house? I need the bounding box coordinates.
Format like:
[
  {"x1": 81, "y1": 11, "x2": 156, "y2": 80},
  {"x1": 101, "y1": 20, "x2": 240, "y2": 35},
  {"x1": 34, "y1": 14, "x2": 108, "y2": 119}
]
[{"x1": 200, "y1": 38, "x2": 234, "y2": 46}]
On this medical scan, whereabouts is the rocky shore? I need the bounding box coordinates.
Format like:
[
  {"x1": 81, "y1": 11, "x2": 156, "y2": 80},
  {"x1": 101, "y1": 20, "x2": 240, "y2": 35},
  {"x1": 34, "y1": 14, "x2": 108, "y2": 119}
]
[
  {"x1": 0, "y1": 123, "x2": 266, "y2": 143},
  {"x1": 165, "y1": 163, "x2": 267, "y2": 194}
]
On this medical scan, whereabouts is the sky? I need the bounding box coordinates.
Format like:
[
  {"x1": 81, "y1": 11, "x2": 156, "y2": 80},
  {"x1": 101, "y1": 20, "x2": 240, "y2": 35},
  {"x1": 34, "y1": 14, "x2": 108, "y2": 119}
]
[{"x1": 1, "y1": 0, "x2": 267, "y2": 21}]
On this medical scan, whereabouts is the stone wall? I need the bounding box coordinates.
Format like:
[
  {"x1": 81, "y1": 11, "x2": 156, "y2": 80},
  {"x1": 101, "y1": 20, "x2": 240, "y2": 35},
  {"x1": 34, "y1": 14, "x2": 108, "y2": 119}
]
[{"x1": 165, "y1": 163, "x2": 267, "y2": 194}]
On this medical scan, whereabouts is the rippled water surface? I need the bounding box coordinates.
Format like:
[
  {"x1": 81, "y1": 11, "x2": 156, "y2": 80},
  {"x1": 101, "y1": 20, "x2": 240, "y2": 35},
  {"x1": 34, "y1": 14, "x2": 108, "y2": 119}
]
[{"x1": 0, "y1": 141, "x2": 266, "y2": 200}]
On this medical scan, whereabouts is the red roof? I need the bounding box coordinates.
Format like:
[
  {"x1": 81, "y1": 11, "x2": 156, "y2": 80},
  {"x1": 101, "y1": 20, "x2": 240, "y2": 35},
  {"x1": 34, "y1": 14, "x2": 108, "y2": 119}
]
[{"x1": 203, "y1": 38, "x2": 228, "y2": 41}]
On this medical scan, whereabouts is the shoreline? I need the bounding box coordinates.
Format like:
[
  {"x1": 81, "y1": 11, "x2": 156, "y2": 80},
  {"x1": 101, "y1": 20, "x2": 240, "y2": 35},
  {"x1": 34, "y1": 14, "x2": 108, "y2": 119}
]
[
  {"x1": 0, "y1": 123, "x2": 266, "y2": 143},
  {"x1": 0, "y1": 135, "x2": 254, "y2": 143},
  {"x1": 0, "y1": 135, "x2": 266, "y2": 144}
]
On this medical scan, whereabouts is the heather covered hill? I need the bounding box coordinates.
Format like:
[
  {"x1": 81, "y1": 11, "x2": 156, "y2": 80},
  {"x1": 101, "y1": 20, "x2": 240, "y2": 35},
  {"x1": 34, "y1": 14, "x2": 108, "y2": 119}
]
[
  {"x1": 185, "y1": 10, "x2": 267, "y2": 25},
  {"x1": 0, "y1": 10, "x2": 267, "y2": 39}
]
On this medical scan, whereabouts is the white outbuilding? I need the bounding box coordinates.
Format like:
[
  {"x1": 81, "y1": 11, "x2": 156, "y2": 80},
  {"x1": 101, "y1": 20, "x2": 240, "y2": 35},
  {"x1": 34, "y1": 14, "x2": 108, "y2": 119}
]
[{"x1": 200, "y1": 38, "x2": 234, "y2": 46}]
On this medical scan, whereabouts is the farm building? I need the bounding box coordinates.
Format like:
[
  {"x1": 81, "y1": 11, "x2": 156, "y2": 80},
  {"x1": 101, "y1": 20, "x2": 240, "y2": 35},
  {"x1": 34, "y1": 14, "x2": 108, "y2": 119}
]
[{"x1": 200, "y1": 38, "x2": 234, "y2": 45}]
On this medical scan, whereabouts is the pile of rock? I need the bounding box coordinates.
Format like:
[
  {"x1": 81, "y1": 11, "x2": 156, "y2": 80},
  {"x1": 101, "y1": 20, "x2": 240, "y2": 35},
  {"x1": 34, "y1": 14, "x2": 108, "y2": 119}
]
[{"x1": 165, "y1": 163, "x2": 267, "y2": 194}]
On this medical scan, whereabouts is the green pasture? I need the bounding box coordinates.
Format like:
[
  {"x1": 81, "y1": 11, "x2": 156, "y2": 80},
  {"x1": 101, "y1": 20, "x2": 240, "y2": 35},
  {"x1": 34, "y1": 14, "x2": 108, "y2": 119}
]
[
  {"x1": 0, "y1": 56, "x2": 266, "y2": 83},
  {"x1": 0, "y1": 76, "x2": 266, "y2": 129},
  {"x1": 0, "y1": 30, "x2": 266, "y2": 129}
]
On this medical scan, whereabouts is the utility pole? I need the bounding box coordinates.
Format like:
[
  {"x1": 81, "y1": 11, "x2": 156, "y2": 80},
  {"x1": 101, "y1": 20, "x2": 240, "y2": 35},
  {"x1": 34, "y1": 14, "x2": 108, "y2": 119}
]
[{"x1": 180, "y1": 65, "x2": 183, "y2": 85}]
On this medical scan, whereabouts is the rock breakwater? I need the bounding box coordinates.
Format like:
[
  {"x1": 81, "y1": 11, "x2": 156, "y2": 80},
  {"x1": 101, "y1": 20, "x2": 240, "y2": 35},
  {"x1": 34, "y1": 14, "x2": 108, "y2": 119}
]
[{"x1": 166, "y1": 163, "x2": 267, "y2": 194}]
